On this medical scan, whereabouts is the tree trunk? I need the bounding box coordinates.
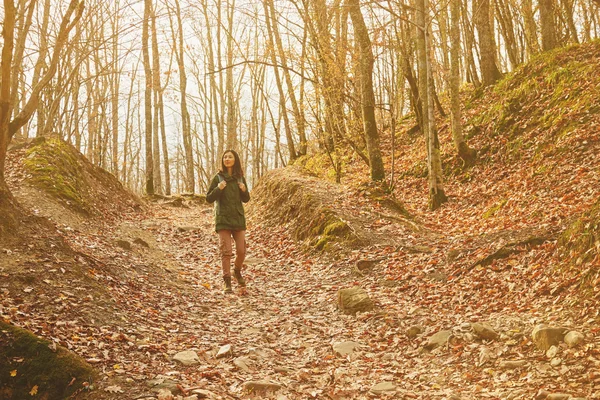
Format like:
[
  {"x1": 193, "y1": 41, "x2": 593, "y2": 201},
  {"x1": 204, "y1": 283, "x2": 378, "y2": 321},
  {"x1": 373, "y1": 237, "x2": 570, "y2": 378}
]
[
  {"x1": 450, "y1": 0, "x2": 476, "y2": 165},
  {"x1": 522, "y1": 0, "x2": 540, "y2": 56},
  {"x1": 263, "y1": 0, "x2": 297, "y2": 161},
  {"x1": 142, "y1": 0, "x2": 154, "y2": 195},
  {"x1": 265, "y1": 0, "x2": 307, "y2": 156},
  {"x1": 474, "y1": 0, "x2": 502, "y2": 86},
  {"x1": 347, "y1": 0, "x2": 385, "y2": 181},
  {"x1": 171, "y1": 0, "x2": 193, "y2": 193},
  {"x1": 540, "y1": 0, "x2": 557, "y2": 51},
  {"x1": 1, "y1": 0, "x2": 83, "y2": 233},
  {"x1": 415, "y1": 0, "x2": 447, "y2": 210}
]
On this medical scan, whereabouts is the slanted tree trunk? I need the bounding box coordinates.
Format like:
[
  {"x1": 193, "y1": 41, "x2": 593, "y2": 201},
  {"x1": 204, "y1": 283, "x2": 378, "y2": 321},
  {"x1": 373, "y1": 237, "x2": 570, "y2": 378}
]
[
  {"x1": 263, "y1": 0, "x2": 297, "y2": 161},
  {"x1": 347, "y1": 0, "x2": 385, "y2": 181},
  {"x1": 265, "y1": 0, "x2": 307, "y2": 156}
]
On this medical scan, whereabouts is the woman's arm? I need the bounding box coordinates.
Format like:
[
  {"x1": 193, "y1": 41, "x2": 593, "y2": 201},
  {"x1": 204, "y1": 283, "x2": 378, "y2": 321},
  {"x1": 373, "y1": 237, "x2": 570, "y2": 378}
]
[
  {"x1": 240, "y1": 177, "x2": 250, "y2": 203},
  {"x1": 206, "y1": 176, "x2": 221, "y2": 203}
]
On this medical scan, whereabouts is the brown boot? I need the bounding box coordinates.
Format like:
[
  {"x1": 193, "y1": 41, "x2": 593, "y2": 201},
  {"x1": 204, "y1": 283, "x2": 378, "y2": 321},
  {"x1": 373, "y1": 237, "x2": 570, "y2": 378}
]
[
  {"x1": 223, "y1": 276, "x2": 233, "y2": 293},
  {"x1": 233, "y1": 269, "x2": 246, "y2": 287}
]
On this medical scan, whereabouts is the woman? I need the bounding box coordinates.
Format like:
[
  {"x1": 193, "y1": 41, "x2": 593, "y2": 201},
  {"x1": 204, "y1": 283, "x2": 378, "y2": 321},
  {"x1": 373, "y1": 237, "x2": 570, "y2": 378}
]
[{"x1": 206, "y1": 150, "x2": 250, "y2": 293}]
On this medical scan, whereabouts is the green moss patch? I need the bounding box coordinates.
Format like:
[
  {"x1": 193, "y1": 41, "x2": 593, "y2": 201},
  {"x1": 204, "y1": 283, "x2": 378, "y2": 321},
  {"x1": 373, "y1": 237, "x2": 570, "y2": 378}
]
[
  {"x1": 20, "y1": 137, "x2": 142, "y2": 217},
  {"x1": 23, "y1": 138, "x2": 91, "y2": 214},
  {"x1": 0, "y1": 321, "x2": 97, "y2": 399},
  {"x1": 248, "y1": 166, "x2": 356, "y2": 251},
  {"x1": 466, "y1": 40, "x2": 600, "y2": 163}
]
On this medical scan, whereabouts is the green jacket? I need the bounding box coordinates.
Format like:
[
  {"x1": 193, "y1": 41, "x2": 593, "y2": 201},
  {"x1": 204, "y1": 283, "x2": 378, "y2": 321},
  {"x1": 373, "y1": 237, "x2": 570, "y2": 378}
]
[{"x1": 206, "y1": 172, "x2": 250, "y2": 232}]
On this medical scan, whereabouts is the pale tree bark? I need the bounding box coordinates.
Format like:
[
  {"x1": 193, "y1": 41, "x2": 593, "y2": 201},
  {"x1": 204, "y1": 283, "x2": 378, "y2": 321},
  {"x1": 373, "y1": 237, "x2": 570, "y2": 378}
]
[
  {"x1": 494, "y1": 0, "x2": 520, "y2": 68},
  {"x1": 225, "y1": 0, "x2": 237, "y2": 150},
  {"x1": 11, "y1": 0, "x2": 35, "y2": 138},
  {"x1": 169, "y1": 0, "x2": 193, "y2": 193},
  {"x1": 142, "y1": 0, "x2": 154, "y2": 195},
  {"x1": 415, "y1": 0, "x2": 447, "y2": 210},
  {"x1": 559, "y1": 0, "x2": 579, "y2": 44},
  {"x1": 263, "y1": 0, "x2": 297, "y2": 161},
  {"x1": 198, "y1": 0, "x2": 225, "y2": 170},
  {"x1": 150, "y1": 1, "x2": 163, "y2": 194},
  {"x1": 34, "y1": 0, "x2": 51, "y2": 138},
  {"x1": 346, "y1": 0, "x2": 385, "y2": 181},
  {"x1": 540, "y1": 0, "x2": 558, "y2": 51},
  {"x1": 461, "y1": 1, "x2": 481, "y2": 86},
  {"x1": 474, "y1": 0, "x2": 502, "y2": 86},
  {"x1": 265, "y1": 0, "x2": 307, "y2": 156},
  {"x1": 450, "y1": 0, "x2": 476, "y2": 165},
  {"x1": 110, "y1": 3, "x2": 120, "y2": 177},
  {"x1": 522, "y1": 0, "x2": 540, "y2": 55}
]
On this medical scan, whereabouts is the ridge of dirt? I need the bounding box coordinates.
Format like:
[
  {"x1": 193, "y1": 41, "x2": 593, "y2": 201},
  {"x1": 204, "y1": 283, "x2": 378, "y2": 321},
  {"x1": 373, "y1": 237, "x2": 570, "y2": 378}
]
[{"x1": 249, "y1": 166, "x2": 426, "y2": 254}]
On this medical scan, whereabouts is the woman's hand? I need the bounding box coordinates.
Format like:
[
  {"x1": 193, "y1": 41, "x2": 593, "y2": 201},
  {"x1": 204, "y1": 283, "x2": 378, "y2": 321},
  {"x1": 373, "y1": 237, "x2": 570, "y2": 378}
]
[
  {"x1": 238, "y1": 182, "x2": 247, "y2": 192},
  {"x1": 218, "y1": 181, "x2": 227, "y2": 190}
]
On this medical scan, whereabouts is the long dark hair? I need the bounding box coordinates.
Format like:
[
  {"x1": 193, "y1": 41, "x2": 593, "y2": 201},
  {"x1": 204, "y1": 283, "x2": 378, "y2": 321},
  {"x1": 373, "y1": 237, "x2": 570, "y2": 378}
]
[{"x1": 220, "y1": 149, "x2": 244, "y2": 178}]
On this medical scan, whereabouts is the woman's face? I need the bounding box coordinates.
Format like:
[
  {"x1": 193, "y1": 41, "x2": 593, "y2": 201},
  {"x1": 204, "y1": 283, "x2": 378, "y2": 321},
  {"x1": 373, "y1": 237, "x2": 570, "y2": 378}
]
[{"x1": 223, "y1": 152, "x2": 235, "y2": 169}]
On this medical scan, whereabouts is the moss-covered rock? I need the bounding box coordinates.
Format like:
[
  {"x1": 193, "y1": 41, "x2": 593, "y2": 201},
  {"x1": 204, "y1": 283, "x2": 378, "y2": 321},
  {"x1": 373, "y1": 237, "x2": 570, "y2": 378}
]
[{"x1": 0, "y1": 321, "x2": 97, "y2": 399}]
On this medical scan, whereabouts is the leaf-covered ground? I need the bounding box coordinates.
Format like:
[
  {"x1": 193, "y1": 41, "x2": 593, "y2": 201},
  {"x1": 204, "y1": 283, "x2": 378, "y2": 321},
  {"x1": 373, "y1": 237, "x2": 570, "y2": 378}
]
[
  {"x1": 2, "y1": 42, "x2": 600, "y2": 399},
  {"x1": 2, "y1": 188, "x2": 599, "y2": 399}
]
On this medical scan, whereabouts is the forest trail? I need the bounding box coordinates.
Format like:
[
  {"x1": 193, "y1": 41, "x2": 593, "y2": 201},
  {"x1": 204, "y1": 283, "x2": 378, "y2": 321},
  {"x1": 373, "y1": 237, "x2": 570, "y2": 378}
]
[{"x1": 61, "y1": 199, "x2": 597, "y2": 400}]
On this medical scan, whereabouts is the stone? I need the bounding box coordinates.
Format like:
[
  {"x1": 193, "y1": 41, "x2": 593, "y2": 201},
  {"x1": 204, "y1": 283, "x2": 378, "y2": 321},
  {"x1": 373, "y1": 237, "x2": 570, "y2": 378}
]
[
  {"x1": 532, "y1": 325, "x2": 568, "y2": 351},
  {"x1": 191, "y1": 389, "x2": 217, "y2": 399},
  {"x1": 564, "y1": 331, "x2": 584, "y2": 348},
  {"x1": 242, "y1": 380, "x2": 283, "y2": 394},
  {"x1": 172, "y1": 350, "x2": 200, "y2": 366},
  {"x1": 472, "y1": 322, "x2": 499, "y2": 341},
  {"x1": 406, "y1": 326, "x2": 423, "y2": 339},
  {"x1": 546, "y1": 394, "x2": 571, "y2": 400},
  {"x1": 333, "y1": 341, "x2": 361, "y2": 356},
  {"x1": 370, "y1": 381, "x2": 396, "y2": 394},
  {"x1": 337, "y1": 287, "x2": 374, "y2": 315},
  {"x1": 499, "y1": 360, "x2": 527, "y2": 369},
  {"x1": 134, "y1": 238, "x2": 150, "y2": 248},
  {"x1": 216, "y1": 344, "x2": 232, "y2": 359},
  {"x1": 234, "y1": 356, "x2": 253, "y2": 373},
  {"x1": 157, "y1": 389, "x2": 174, "y2": 400},
  {"x1": 546, "y1": 345, "x2": 559, "y2": 359},
  {"x1": 534, "y1": 389, "x2": 550, "y2": 400},
  {"x1": 116, "y1": 240, "x2": 132, "y2": 250},
  {"x1": 423, "y1": 330, "x2": 452, "y2": 351},
  {"x1": 147, "y1": 376, "x2": 180, "y2": 393},
  {"x1": 550, "y1": 358, "x2": 562, "y2": 367}
]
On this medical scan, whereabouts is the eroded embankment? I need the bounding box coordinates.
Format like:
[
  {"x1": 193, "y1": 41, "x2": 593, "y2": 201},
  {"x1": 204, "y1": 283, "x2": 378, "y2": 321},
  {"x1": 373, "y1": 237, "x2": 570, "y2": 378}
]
[{"x1": 248, "y1": 166, "x2": 420, "y2": 252}]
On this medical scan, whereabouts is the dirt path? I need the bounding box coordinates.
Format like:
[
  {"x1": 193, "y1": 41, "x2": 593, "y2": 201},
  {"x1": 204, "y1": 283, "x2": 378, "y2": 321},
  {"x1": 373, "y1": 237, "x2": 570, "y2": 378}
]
[{"x1": 82, "y1": 202, "x2": 597, "y2": 400}]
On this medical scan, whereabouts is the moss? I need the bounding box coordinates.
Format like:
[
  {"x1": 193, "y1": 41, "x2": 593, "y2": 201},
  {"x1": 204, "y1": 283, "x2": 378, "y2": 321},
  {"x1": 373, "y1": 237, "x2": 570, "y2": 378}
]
[
  {"x1": 482, "y1": 199, "x2": 508, "y2": 219},
  {"x1": 0, "y1": 321, "x2": 97, "y2": 399},
  {"x1": 324, "y1": 220, "x2": 350, "y2": 236},
  {"x1": 23, "y1": 138, "x2": 90, "y2": 214},
  {"x1": 558, "y1": 201, "x2": 600, "y2": 267}
]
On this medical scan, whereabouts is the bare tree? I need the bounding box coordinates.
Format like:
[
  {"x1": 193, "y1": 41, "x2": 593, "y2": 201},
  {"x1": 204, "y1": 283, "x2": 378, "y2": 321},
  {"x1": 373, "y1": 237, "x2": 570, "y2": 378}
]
[{"x1": 0, "y1": 0, "x2": 84, "y2": 233}]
